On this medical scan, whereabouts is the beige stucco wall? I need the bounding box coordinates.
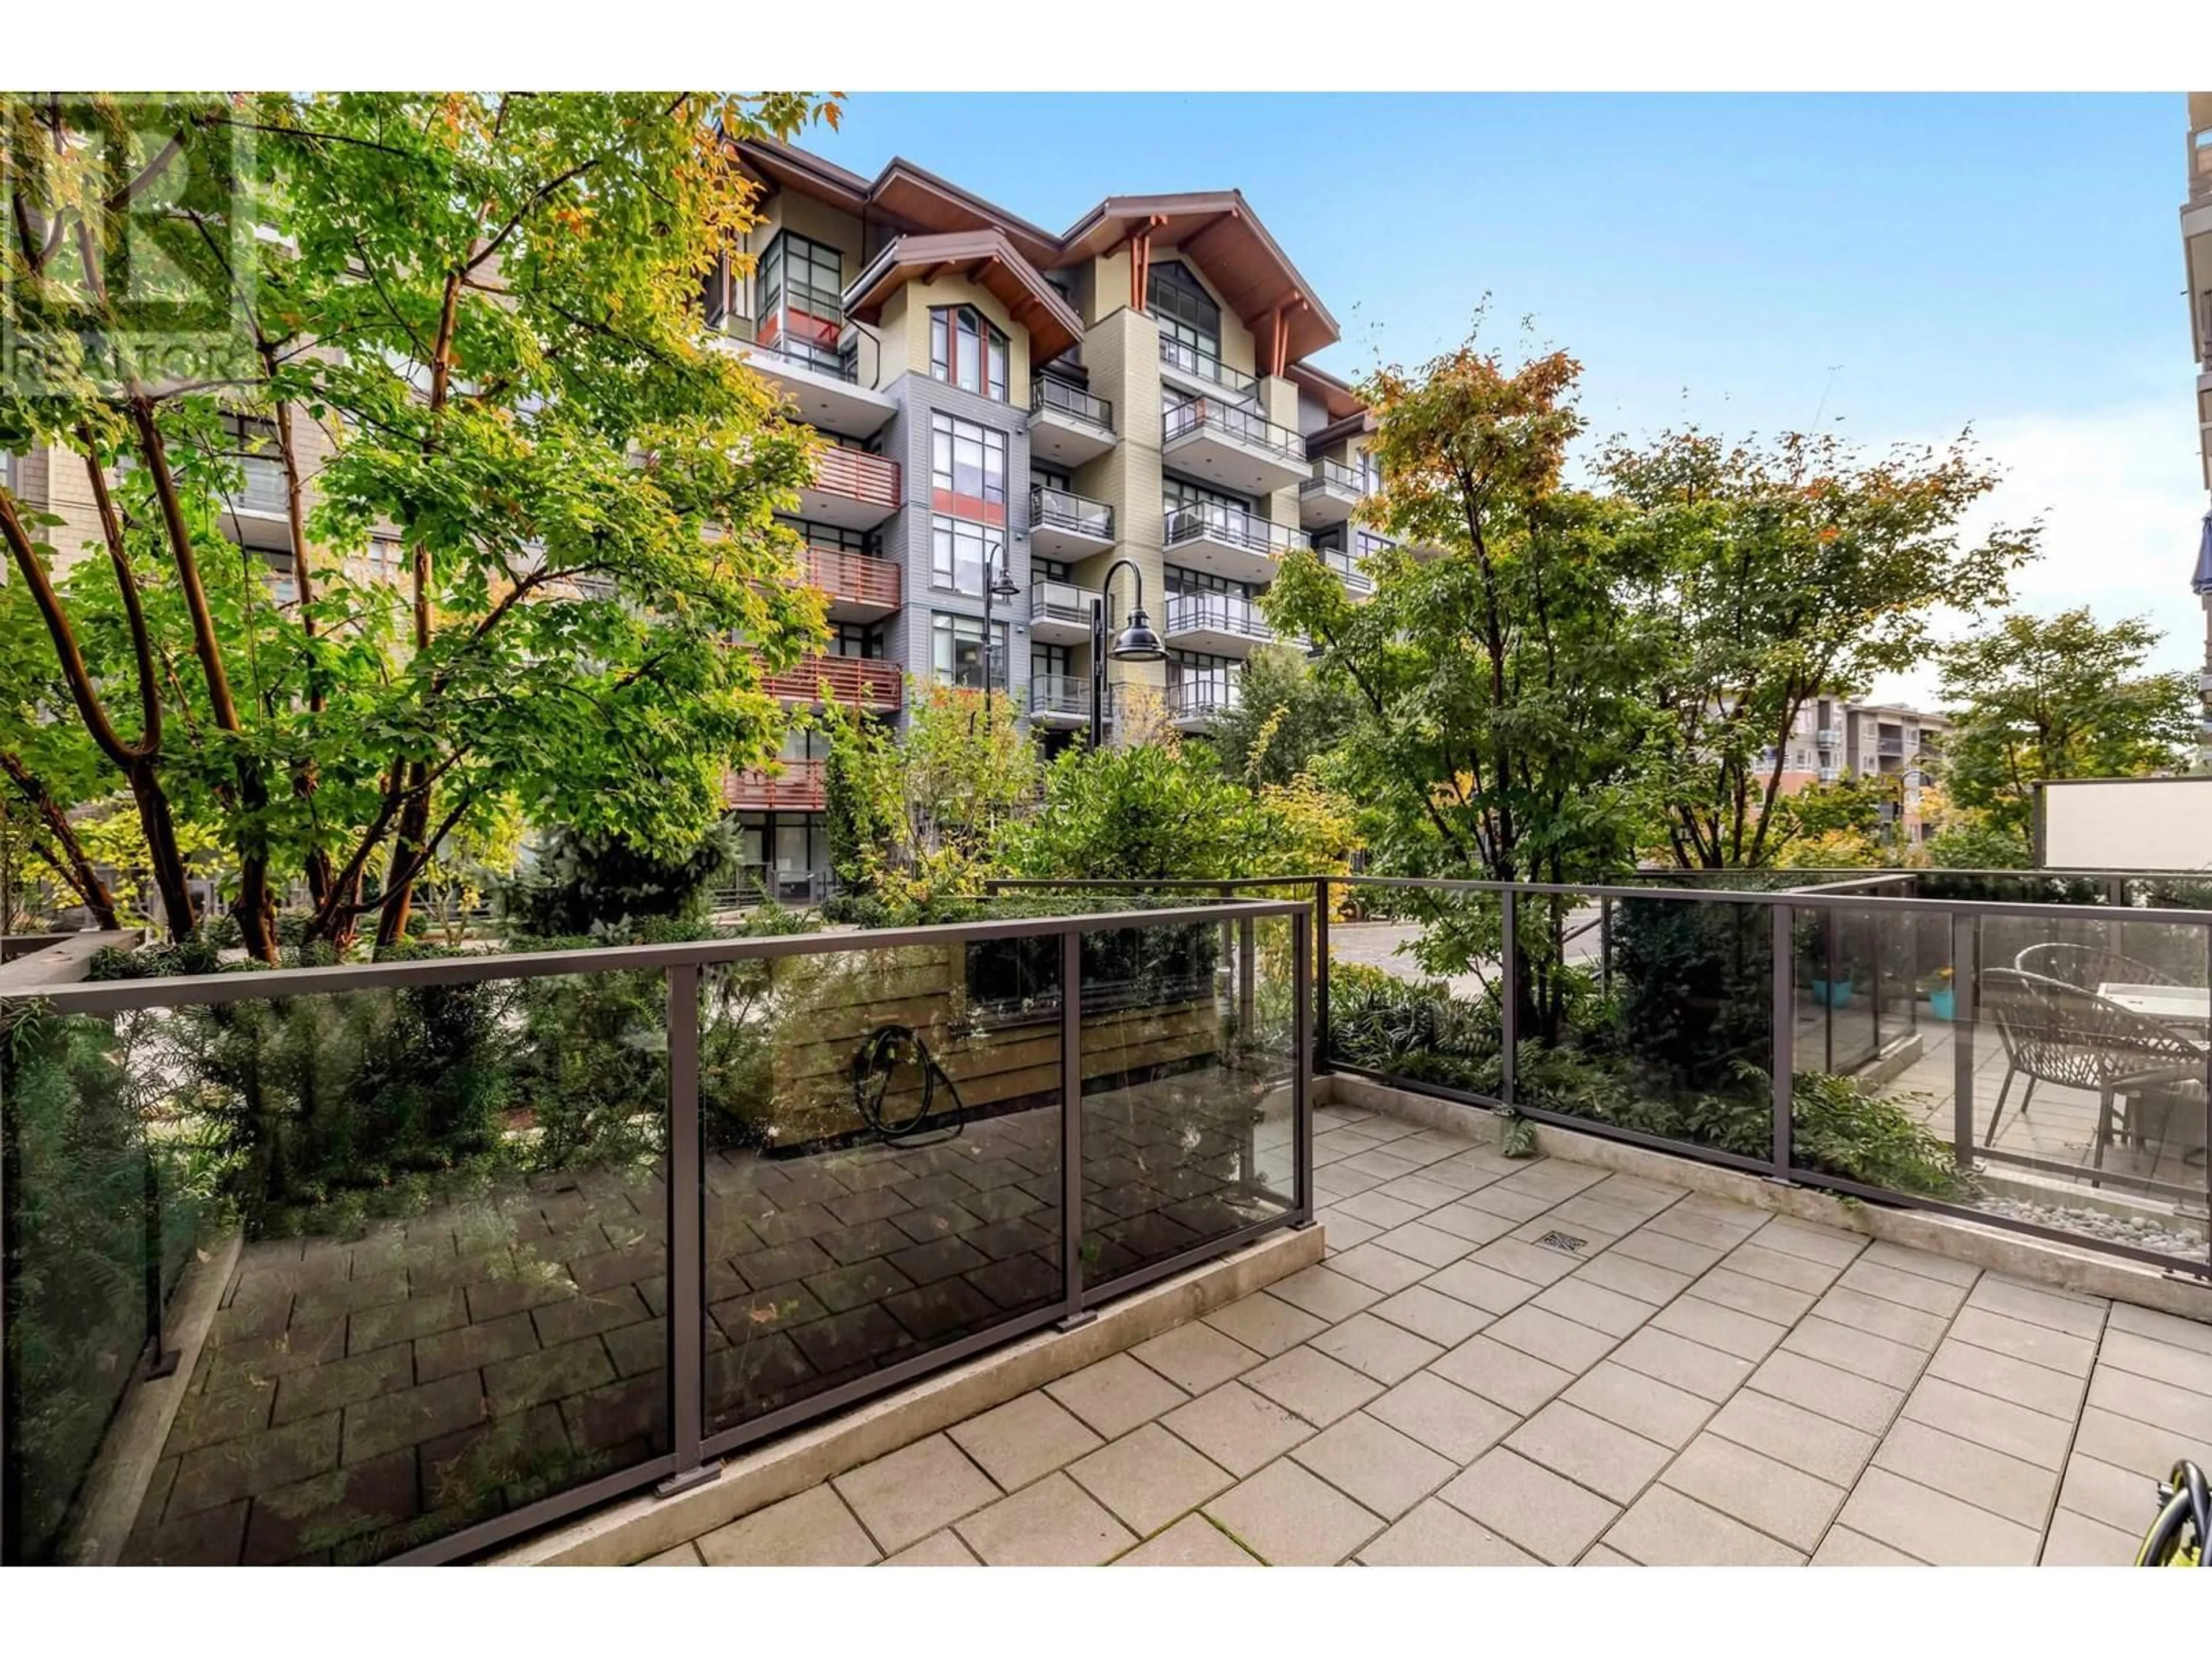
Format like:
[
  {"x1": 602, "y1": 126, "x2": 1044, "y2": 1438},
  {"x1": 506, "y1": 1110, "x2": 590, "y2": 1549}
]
[
  {"x1": 733, "y1": 190, "x2": 866, "y2": 320},
  {"x1": 877, "y1": 274, "x2": 1033, "y2": 391},
  {"x1": 1067, "y1": 306, "x2": 1166, "y2": 707},
  {"x1": 1258, "y1": 375, "x2": 1302, "y2": 530}
]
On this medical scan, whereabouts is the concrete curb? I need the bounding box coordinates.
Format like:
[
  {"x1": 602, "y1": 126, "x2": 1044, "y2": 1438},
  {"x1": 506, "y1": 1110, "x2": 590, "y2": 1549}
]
[
  {"x1": 491, "y1": 1223, "x2": 1325, "y2": 1566},
  {"x1": 1323, "y1": 1073, "x2": 2212, "y2": 1325}
]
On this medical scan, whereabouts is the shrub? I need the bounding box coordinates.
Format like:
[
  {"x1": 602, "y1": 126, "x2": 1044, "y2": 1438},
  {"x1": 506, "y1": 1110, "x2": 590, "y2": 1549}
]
[{"x1": 499, "y1": 821, "x2": 738, "y2": 939}]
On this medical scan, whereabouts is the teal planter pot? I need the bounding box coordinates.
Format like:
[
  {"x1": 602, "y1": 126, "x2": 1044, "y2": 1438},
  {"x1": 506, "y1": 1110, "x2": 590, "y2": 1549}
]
[
  {"x1": 1928, "y1": 987, "x2": 1955, "y2": 1021},
  {"x1": 1810, "y1": 978, "x2": 1854, "y2": 1008}
]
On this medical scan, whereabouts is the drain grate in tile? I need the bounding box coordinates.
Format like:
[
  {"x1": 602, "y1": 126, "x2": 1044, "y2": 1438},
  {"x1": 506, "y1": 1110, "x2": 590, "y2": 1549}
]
[{"x1": 1533, "y1": 1230, "x2": 1589, "y2": 1256}]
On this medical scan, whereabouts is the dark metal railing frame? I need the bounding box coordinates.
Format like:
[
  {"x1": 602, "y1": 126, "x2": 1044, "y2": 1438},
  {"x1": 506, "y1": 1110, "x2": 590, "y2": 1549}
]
[
  {"x1": 3, "y1": 897, "x2": 1313, "y2": 1566},
  {"x1": 1030, "y1": 374, "x2": 1114, "y2": 432}
]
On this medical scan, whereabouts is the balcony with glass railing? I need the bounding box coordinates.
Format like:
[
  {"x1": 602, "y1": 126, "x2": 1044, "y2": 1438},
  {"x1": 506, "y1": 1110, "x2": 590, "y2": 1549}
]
[
  {"x1": 1028, "y1": 672, "x2": 1097, "y2": 728},
  {"x1": 1297, "y1": 457, "x2": 1372, "y2": 530},
  {"x1": 1030, "y1": 578, "x2": 1103, "y2": 646},
  {"x1": 1161, "y1": 397, "x2": 1308, "y2": 497},
  {"x1": 1163, "y1": 592, "x2": 1275, "y2": 657},
  {"x1": 1157, "y1": 335, "x2": 1258, "y2": 401},
  {"x1": 1168, "y1": 676, "x2": 1240, "y2": 730},
  {"x1": 1164, "y1": 502, "x2": 1309, "y2": 586},
  {"x1": 709, "y1": 309, "x2": 893, "y2": 438},
  {"x1": 1029, "y1": 376, "x2": 1116, "y2": 467},
  {"x1": 1310, "y1": 536, "x2": 1377, "y2": 597},
  {"x1": 1029, "y1": 484, "x2": 1114, "y2": 560}
]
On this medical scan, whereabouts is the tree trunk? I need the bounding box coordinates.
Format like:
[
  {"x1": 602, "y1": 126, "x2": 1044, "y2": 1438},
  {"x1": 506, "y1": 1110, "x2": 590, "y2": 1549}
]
[
  {"x1": 126, "y1": 762, "x2": 199, "y2": 941},
  {"x1": 0, "y1": 752, "x2": 121, "y2": 929},
  {"x1": 374, "y1": 762, "x2": 431, "y2": 950}
]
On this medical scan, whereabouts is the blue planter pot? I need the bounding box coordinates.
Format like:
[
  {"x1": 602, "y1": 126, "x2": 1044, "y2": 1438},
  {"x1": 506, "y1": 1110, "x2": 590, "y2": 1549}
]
[
  {"x1": 1928, "y1": 988, "x2": 1955, "y2": 1021},
  {"x1": 1810, "y1": 978, "x2": 1854, "y2": 1008}
]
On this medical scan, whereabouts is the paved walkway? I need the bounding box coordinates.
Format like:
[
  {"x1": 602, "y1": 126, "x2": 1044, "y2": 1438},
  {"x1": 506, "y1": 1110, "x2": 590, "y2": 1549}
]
[{"x1": 644, "y1": 1101, "x2": 2212, "y2": 1566}]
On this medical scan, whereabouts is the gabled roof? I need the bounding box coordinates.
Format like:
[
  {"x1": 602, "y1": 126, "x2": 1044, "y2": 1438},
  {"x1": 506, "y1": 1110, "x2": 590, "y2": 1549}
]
[
  {"x1": 737, "y1": 139, "x2": 1347, "y2": 375},
  {"x1": 843, "y1": 230, "x2": 1085, "y2": 365},
  {"x1": 1058, "y1": 193, "x2": 1339, "y2": 366},
  {"x1": 1287, "y1": 361, "x2": 1368, "y2": 424}
]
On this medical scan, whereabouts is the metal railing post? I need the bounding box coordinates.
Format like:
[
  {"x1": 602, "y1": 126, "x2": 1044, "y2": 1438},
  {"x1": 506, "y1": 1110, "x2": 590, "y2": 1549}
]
[
  {"x1": 1058, "y1": 927, "x2": 1092, "y2": 1329},
  {"x1": 1293, "y1": 906, "x2": 1314, "y2": 1222},
  {"x1": 1770, "y1": 903, "x2": 1794, "y2": 1180},
  {"x1": 1599, "y1": 896, "x2": 1613, "y2": 999},
  {"x1": 1499, "y1": 888, "x2": 1519, "y2": 1107},
  {"x1": 658, "y1": 963, "x2": 712, "y2": 1495},
  {"x1": 1950, "y1": 914, "x2": 1977, "y2": 1173},
  {"x1": 1314, "y1": 878, "x2": 1331, "y2": 1074}
]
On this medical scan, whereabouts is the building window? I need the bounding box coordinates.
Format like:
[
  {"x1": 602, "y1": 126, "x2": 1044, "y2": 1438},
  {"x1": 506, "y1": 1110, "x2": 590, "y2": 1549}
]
[
  {"x1": 930, "y1": 413, "x2": 1007, "y2": 524},
  {"x1": 1164, "y1": 474, "x2": 1251, "y2": 515},
  {"x1": 930, "y1": 304, "x2": 1010, "y2": 400},
  {"x1": 1032, "y1": 643, "x2": 1070, "y2": 682},
  {"x1": 779, "y1": 517, "x2": 877, "y2": 558},
  {"x1": 931, "y1": 514, "x2": 1005, "y2": 597},
  {"x1": 757, "y1": 232, "x2": 846, "y2": 374},
  {"x1": 830, "y1": 621, "x2": 884, "y2": 658},
  {"x1": 1148, "y1": 259, "x2": 1220, "y2": 367},
  {"x1": 932, "y1": 613, "x2": 1010, "y2": 691},
  {"x1": 1165, "y1": 565, "x2": 1252, "y2": 600}
]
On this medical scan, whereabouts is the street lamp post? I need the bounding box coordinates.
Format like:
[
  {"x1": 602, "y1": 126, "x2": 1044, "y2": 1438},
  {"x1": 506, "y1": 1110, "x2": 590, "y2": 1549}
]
[
  {"x1": 1088, "y1": 556, "x2": 1166, "y2": 751},
  {"x1": 980, "y1": 546, "x2": 1020, "y2": 724}
]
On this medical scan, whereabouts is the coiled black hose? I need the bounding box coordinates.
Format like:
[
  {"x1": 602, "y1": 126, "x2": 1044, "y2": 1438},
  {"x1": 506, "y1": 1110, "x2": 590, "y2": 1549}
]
[
  {"x1": 849, "y1": 1024, "x2": 968, "y2": 1149},
  {"x1": 2137, "y1": 1459, "x2": 2210, "y2": 1566}
]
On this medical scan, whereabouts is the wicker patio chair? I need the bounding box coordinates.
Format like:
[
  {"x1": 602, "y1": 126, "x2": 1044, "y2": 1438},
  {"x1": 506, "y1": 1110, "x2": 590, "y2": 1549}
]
[
  {"x1": 1978, "y1": 967, "x2": 2208, "y2": 1180},
  {"x1": 2013, "y1": 942, "x2": 2184, "y2": 993}
]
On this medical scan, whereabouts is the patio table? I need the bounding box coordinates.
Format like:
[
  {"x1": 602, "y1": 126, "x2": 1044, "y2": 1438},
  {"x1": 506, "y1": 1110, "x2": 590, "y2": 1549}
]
[{"x1": 2099, "y1": 984, "x2": 2212, "y2": 1168}]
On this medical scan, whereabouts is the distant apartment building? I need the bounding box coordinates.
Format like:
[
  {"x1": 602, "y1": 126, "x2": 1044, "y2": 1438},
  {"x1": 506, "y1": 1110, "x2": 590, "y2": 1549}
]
[
  {"x1": 1767, "y1": 695, "x2": 1952, "y2": 845},
  {"x1": 2181, "y1": 92, "x2": 2212, "y2": 769},
  {"x1": 702, "y1": 139, "x2": 1382, "y2": 896}
]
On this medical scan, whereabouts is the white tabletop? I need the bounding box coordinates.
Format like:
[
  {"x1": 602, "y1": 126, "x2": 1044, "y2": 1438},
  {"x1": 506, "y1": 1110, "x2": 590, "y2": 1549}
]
[{"x1": 2098, "y1": 982, "x2": 2212, "y2": 1027}]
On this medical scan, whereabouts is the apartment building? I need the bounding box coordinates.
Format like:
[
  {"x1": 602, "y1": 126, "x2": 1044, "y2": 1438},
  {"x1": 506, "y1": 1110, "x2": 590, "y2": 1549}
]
[
  {"x1": 1768, "y1": 695, "x2": 1953, "y2": 845},
  {"x1": 2181, "y1": 92, "x2": 2212, "y2": 769},
  {"x1": 702, "y1": 139, "x2": 1380, "y2": 896}
]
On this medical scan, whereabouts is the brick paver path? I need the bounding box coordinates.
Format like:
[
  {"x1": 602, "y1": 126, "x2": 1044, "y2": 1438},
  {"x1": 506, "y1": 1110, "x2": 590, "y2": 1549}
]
[{"x1": 651, "y1": 1101, "x2": 2212, "y2": 1566}]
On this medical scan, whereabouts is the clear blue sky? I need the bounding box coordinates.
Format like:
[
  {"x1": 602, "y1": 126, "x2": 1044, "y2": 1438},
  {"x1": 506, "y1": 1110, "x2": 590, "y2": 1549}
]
[{"x1": 803, "y1": 93, "x2": 2207, "y2": 698}]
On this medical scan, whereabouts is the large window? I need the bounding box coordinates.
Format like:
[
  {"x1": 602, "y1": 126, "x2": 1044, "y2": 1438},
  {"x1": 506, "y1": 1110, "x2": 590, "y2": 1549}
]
[
  {"x1": 757, "y1": 232, "x2": 846, "y2": 373},
  {"x1": 830, "y1": 621, "x2": 885, "y2": 658},
  {"x1": 932, "y1": 613, "x2": 1010, "y2": 691},
  {"x1": 930, "y1": 304, "x2": 1010, "y2": 400},
  {"x1": 1148, "y1": 259, "x2": 1220, "y2": 366},
  {"x1": 930, "y1": 412, "x2": 1008, "y2": 524},
  {"x1": 931, "y1": 515, "x2": 1005, "y2": 597}
]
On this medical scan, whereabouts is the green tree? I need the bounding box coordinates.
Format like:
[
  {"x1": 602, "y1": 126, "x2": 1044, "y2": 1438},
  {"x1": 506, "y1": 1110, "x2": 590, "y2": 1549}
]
[
  {"x1": 1934, "y1": 608, "x2": 2198, "y2": 861},
  {"x1": 1207, "y1": 643, "x2": 1360, "y2": 790},
  {"x1": 1601, "y1": 427, "x2": 2030, "y2": 869},
  {"x1": 1, "y1": 92, "x2": 838, "y2": 957}
]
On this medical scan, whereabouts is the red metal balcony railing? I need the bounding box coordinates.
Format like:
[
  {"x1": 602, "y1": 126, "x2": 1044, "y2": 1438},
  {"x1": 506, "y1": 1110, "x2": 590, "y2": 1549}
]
[
  {"x1": 810, "y1": 445, "x2": 900, "y2": 511},
  {"x1": 723, "y1": 758, "x2": 827, "y2": 812},
  {"x1": 802, "y1": 546, "x2": 901, "y2": 611},
  {"x1": 757, "y1": 652, "x2": 903, "y2": 709}
]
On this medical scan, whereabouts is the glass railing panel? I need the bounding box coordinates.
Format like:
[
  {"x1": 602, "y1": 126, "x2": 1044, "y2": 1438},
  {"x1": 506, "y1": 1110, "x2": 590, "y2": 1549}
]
[
  {"x1": 1077, "y1": 916, "x2": 1295, "y2": 1293},
  {"x1": 700, "y1": 941, "x2": 1065, "y2": 1437},
  {"x1": 1324, "y1": 885, "x2": 1507, "y2": 1099}
]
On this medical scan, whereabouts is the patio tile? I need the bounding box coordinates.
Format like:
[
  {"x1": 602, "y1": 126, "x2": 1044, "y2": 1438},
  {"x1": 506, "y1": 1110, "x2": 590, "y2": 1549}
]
[
  {"x1": 956, "y1": 1472, "x2": 1137, "y2": 1566},
  {"x1": 1205, "y1": 1458, "x2": 1385, "y2": 1565},
  {"x1": 1465, "y1": 1237, "x2": 1584, "y2": 1288},
  {"x1": 1563, "y1": 1361, "x2": 1715, "y2": 1449},
  {"x1": 1430, "y1": 1333, "x2": 1575, "y2": 1415},
  {"x1": 1244, "y1": 1344, "x2": 1385, "y2": 1425},
  {"x1": 1902, "y1": 1375, "x2": 2074, "y2": 1469},
  {"x1": 1643, "y1": 1209, "x2": 1759, "y2": 1252},
  {"x1": 1203, "y1": 1291, "x2": 1328, "y2": 1358},
  {"x1": 1370, "y1": 1284, "x2": 1493, "y2": 1348},
  {"x1": 1506, "y1": 1400, "x2": 1673, "y2": 1503},
  {"x1": 1066, "y1": 1422, "x2": 1234, "y2": 1536},
  {"x1": 1650, "y1": 1294, "x2": 1788, "y2": 1363},
  {"x1": 1607, "y1": 1326, "x2": 1754, "y2": 1404},
  {"x1": 1112, "y1": 1513, "x2": 1259, "y2": 1566},
  {"x1": 1424, "y1": 1258, "x2": 1541, "y2": 1315},
  {"x1": 1421, "y1": 1203, "x2": 1520, "y2": 1247},
  {"x1": 2086, "y1": 1365, "x2": 2212, "y2": 1440},
  {"x1": 1130, "y1": 1321, "x2": 1263, "y2": 1395},
  {"x1": 1160, "y1": 1380, "x2": 1314, "y2": 1476},
  {"x1": 339, "y1": 1372, "x2": 487, "y2": 1465},
  {"x1": 1540, "y1": 1195, "x2": 1650, "y2": 1241},
  {"x1": 1313, "y1": 1209, "x2": 1383, "y2": 1253},
  {"x1": 1317, "y1": 1241, "x2": 1431, "y2": 1295},
  {"x1": 1781, "y1": 1316, "x2": 1929, "y2": 1391},
  {"x1": 1832, "y1": 1467, "x2": 2041, "y2": 1565},
  {"x1": 1745, "y1": 1350, "x2": 1903, "y2": 1436},
  {"x1": 640, "y1": 1544, "x2": 701, "y2": 1566},
  {"x1": 347, "y1": 1289, "x2": 468, "y2": 1355},
  {"x1": 1661, "y1": 1433, "x2": 1844, "y2": 1551},
  {"x1": 2072, "y1": 1404, "x2": 2181, "y2": 1475},
  {"x1": 1857, "y1": 1240, "x2": 1980, "y2": 1288},
  {"x1": 1834, "y1": 1258, "x2": 1972, "y2": 1319},
  {"x1": 834, "y1": 1434, "x2": 1001, "y2": 1555},
  {"x1": 1437, "y1": 1447, "x2": 1618, "y2": 1565},
  {"x1": 1926, "y1": 1339, "x2": 2086, "y2": 1420},
  {"x1": 1873, "y1": 1418, "x2": 2057, "y2": 1522},
  {"x1": 2099, "y1": 1329, "x2": 2212, "y2": 1397},
  {"x1": 1357, "y1": 1498, "x2": 1541, "y2": 1565},
  {"x1": 1368, "y1": 1371, "x2": 1521, "y2": 1464},
  {"x1": 949, "y1": 1392, "x2": 1104, "y2": 1491},
  {"x1": 1706, "y1": 1387, "x2": 1877, "y2": 1487},
  {"x1": 1292, "y1": 1411, "x2": 1458, "y2": 1519},
  {"x1": 168, "y1": 1412, "x2": 342, "y2": 1517},
  {"x1": 1580, "y1": 1544, "x2": 1641, "y2": 1566},
  {"x1": 1945, "y1": 1307, "x2": 2098, "y2": 1377},
  {"x1": 1720, "y1": 1241, "x2": 1844, "y2": 1296},
  {"x1": 2057, "y1": 1449, "x2": 2166, "y2": 1533},
  {"x1": 532, "y1": 1285, "x2": 654, "y2": 1350},
  {"x1": 2040, "y1": 1507, "x2": 2143, "y2": 1566},
  {"x1": 881, "y1": 1530, "x2": 981, "y2": 1566},
  {"x1": 270, "y1": 1344, "x2": 415, "y2": 1426},
  {"x1": 1810, "y1": 1285, "x2": 1950, "y2": 1350},
  {"x1": 414, "y1": 1310, "x2": 540, "y2": 1384},
  {"x1": 1375, "y1": 1175, "x2": 1473, "y2": 1212},
  {"x1": 1331, "y1": 1189, "x2": 1427, "y2": 1230},
  {"x1": 1809, "y1": 1526, "x2": 1922, "y2": 1566},
  {"x1": 1266, "y1": 1264, "x2": 1382, "y2": 1323},
  {"x1": 2105, "y1": 1298, "x2": 2212, "y2": 1357},
  {"x1": 1046, "y1": 1353, "x2": 1188, "y2": 1441},
  {"x1": 1372, "y1": 1221, "x2": 1475, "y2": 1269},
  {"x1": 169, "y1": 1378, "x2": 275, "y2": 1453},
  {"x1": 1752, "y1": 1218, "x2": 1865, "y2": 1271},
  {"x1": 1459, "y1": 1185, "x2": 1558, "y2": 1224},
  {"x1": 1533, "y1": 1277, "x2": 1658, "y2": 1340},
  {"x1": 1963, "y1": 1274, "x2": 2107, "y2": 1341},
  {"x1": 483, "y1": 1336, "x2": 614, "y2": 1416},
  {"x1": 1608, "y1": 1228, "x2": 1728, "y2": 1277},
  {"x1": 1485, "y1": 1305, "x2": 1618, "y2": 1374},
  {"x1": 1571, "y1": 1251, "x2": 1695, "y2": 1308},
  {"x1": 1309, "y1": 1312, "x2": 1445, "y2": 1384},
  {"x1": 1604, "y1": 1484, "x2": 1804, "y2": 1567},
  {"x1": 697, "y1": 1486, "x2": 879, "y2": 1566},
  {"x1": 1688, "y1": 1266, "x2": 1817, "y2": 1327}
]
